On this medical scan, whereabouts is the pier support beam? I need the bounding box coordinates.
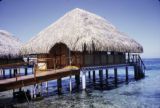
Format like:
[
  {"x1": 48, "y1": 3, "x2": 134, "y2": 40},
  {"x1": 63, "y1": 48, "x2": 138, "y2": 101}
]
[
  {"x1": 99, "y1": 70, "x2": 103, "y2": 88},
  {"x1": 69, "y1": 75, "x2": 72, "y2": 92},
  {"x1": 134, "y1": 66, "x2": 138, "y2": 80},
  {"x1": 36, "y1": 84, "x2": 41, "y2": 97},
  {"x1": 114, "y1": 68, "x2": 118, "y2": 86},
  {"x1": 33, "y1": 84, "x2": 36, "y2": 98},
  {"x1": 82, "y1": 71, "x2": 86, "y2": 90},
  {"x1": 126, "y1": 67, "x2": 128, "y2": 82},
  {"x1": 45, "y1": 81, "x2": 48, "y2": 96},
  {"x1": 106, "y1": 69, "x2": 108, "y2": 85},
  {"x1": 75, "y1": 74, "x2": 80, "y2": 88},
  {"x1": 57, "y1": 78, "x2": 62, "y2": 94},
  {"x1": 106, "y1": 69, "x2": 108, "y2": 80},
  {"x1": 93, "y1": 70, "x2": 95, "y2": 83},
  {"x1": 88, "y1": 71, "x2": 91, "y2": 79}
]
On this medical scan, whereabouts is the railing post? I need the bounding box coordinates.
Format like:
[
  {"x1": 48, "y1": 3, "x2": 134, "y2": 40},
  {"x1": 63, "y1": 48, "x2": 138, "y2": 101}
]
[
  {"x1": 3, "y1": 69, "x2": 5, "y2": 79},
  {"x1": 9, "y1": 69, "x2": 12, "y2": 78}
]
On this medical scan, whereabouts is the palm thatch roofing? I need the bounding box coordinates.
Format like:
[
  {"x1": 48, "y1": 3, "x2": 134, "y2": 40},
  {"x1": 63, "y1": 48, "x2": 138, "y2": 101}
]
[
  {"x1": 0, "y1": 30, "x2": 22, "y2": 58},
  {"x1": 21, "y1": 8, "x2": 143, "y2": 55}
]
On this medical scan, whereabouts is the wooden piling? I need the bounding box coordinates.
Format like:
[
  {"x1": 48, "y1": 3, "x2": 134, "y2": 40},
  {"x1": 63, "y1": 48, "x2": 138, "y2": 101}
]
[
  {"x1": 99, "y1": 70, "x2": 103, "y2": 88},
  {"x1": 134, "y1": 65, "x2": 138, "y2": 80},
  {"x1": 57, "y1": 78, "x2": 62, "y2": 94},
  {"x1": 106, "y1": 69, "x2": 108, "y2": 80},
  {"x1": 33, "y1": 84, "x2": 36, "y2": 98},
  {"x1": 114, "y1": 68, "x2": 118, "y2": 86},
  {"x1": 82, "y1": 71, "x2": 86, "y2": 90},
  {"x1": 126, "y1": 66, "x2": 128, "y2": 82},
  {"x1": 88, "y1": 71, "x2": 91, "y2": 79},
  {"x1": 93, "y1": 70, "x2": 95, "y2": 83},
  {"x1": 69, "y1": 75, "x2": 72, "y2": 92},
  {"x1": 75, "y1": 74, "x2": 80, "y2": 88},
  {"x1": 45, "y1": 81, "x2": 48, "y2": 96},
  {"x1": 106, "y1": 69, "x2": 108, "y2": 85},
  {"x1": 41, "y1": 83, "x2": 43, "y2": 96}
]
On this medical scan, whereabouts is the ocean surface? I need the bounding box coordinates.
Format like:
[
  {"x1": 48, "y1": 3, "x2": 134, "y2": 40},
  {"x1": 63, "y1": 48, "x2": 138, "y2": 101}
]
[{"x1": 0, "y1": 58, "x2": 160, "y2": 108}]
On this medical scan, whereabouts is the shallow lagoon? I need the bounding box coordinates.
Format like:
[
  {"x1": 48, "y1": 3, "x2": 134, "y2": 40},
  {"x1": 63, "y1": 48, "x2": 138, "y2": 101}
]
[{"x1": 0, "y1": 59, "x2": 160, "y2": 108}]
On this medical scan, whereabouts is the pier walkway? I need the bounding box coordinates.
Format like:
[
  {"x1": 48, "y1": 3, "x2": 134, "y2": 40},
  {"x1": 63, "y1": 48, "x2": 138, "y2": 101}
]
[{"x1": 0, "y1": 68, "x2": 79, "y2": 92}]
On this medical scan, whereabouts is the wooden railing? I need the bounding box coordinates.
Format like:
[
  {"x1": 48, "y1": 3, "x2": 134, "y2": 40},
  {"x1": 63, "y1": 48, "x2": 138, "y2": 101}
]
[{"x1": 127, "y1": 54, "x2": 146, "y2": 74}]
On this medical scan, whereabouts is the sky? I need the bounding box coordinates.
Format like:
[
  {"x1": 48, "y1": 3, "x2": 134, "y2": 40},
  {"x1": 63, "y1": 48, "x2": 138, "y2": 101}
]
[{"x1": 0, "y1": 0, "x2": 160, "y2": 58}]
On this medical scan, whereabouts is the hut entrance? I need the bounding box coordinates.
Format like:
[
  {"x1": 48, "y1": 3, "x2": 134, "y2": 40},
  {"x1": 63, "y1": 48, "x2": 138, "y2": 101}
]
[{"x1": 49, "y1": 43, "x2": 69, "y2": 69}]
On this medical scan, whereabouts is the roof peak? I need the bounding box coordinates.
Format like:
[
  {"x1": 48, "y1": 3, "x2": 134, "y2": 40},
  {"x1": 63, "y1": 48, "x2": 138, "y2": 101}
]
[{"x1": 70, "y1": 8, "x2": 90, "y2": 14}]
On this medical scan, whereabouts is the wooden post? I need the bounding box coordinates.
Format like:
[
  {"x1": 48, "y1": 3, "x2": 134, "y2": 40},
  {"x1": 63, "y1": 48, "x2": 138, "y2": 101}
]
[
  {"x1": 126, "y1": 66, "x2": 128, "y2": 82},
  {"x1": 25, "y1": 68, "x2": 28, "y2": 75},
  {"x1": 13, "y1": 69, "x2": 17, "y2": 77},
  {"x1": 82, "y1": 71, "x2": 86, "y2": 90},
  {"x1": 3, "y1": 69, "x2": 5, "y2": 79},
  {"x1": 18, "y1": 68, "x2": 20, "y2": 76},
  {"x1": 69, "y1": 75, "x2": 72, "y2": 92},
  {"x1": 113, "y1": 52, "x2": 115, "y2": 64},
  {"x1": 41, "y1": 83, "x2": 43, "y2": 96},
  {"x1": 75, "y1": 74, "x2": 80, "y2": 88},
  {"x1": 33, "y1": 84, "x2": 36, "y2": 98},
  {"x1": 114, "y1": 68, "x2": 118, "y2": 86},
  {"x1": 106, "y1": 69, "x2": 108, "y2": 85},
  {"x1": 88, "y1": 71, "x2": 91, "y2": 79},
  {"x1": 99, "y1": 70, "x2": 103, "y2": 88},
  {"x1": 0, "y1": 69, "x2": 2, "y2": 79},
  {"x1": 106, "y1": 52, "x2": 108, "y2": 65},
  {"x1": 57, "y1": 78, "x2": 62, "y2": 94},
  {"x1": 45, "y1": 81, "x2": 48, "y2": 96},
  {"x1": 93, "y1": 70, "x2": 96, "y2": 83},
  {"x1": 134, "y1": 65, "x2": 137, "y2": 80},
  {"x1": 106, "y1": 69, "x2": 108, "y2": 80},
  {"x1": 9, "y1": 69, "x2": 12, "y2": 78}
]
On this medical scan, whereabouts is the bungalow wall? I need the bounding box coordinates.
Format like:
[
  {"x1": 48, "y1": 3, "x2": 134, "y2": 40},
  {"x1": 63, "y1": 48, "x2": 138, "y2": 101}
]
[
  {"x1": 36, "y1": 51, "x2": 126, "y2": 70},
  {"x1": 0, "y1": 57, "x2": 23, "y2": 65}
]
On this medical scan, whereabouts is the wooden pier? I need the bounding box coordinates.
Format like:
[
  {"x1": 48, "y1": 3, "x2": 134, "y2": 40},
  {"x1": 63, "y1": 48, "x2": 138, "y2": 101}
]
[
  {"x1": 0, "y1": 54, "x2": 146, "y2": 100},
  {"x1": 0, "y1": 68, "x2": 79, "y2": 92}
]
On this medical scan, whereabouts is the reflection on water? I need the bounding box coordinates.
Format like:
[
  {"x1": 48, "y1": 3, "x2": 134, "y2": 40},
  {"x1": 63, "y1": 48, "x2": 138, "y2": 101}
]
[{"x1": 0, "y1": 59, "x2": 160, "y2": 108}]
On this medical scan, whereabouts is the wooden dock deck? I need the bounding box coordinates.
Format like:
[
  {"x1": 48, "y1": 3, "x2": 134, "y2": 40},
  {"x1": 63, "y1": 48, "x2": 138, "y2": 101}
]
[{"x1": 0, "y1": 68, "x2": 79, "y2": 92}]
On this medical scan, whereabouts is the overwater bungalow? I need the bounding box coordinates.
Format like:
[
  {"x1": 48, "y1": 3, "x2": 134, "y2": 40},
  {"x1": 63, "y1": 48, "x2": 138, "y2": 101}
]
[
  {"x1": 0, "y1": 8, "x2": 145, "y2": 94},
  {"x1": 21, "y1": 8, "x2": 144, "y2": 71},
  {"x1": 0, "y1": 30, "x2": 23, "y2": 78}
]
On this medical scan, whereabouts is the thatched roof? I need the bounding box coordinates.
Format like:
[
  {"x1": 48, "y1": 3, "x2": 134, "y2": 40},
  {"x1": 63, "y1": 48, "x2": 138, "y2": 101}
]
[
  {"x1": 0, "y1": 30, "x2": 22, "y2": 58},
  {"x1": 21, "y1": 8, "x2": 143, "y2": 55}
]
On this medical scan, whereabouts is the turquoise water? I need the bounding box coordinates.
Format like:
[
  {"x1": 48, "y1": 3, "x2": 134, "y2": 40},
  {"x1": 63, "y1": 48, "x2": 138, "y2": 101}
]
[{"x1": 1, "y1": 58, "x2": 160, "y2": 108}]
